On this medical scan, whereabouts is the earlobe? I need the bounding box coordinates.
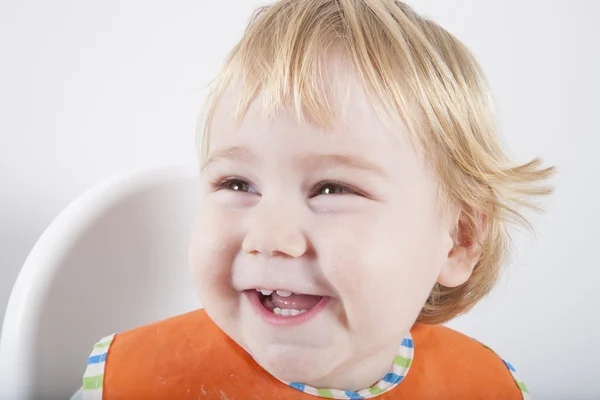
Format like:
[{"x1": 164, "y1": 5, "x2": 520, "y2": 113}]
[{"x1": 437, "y1": 208, "x2": 488, "y2": 288}]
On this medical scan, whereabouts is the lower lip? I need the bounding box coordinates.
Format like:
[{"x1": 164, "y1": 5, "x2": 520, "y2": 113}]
[{"x1": 244, "y1": 290, "x2": 331, "y2": 327}]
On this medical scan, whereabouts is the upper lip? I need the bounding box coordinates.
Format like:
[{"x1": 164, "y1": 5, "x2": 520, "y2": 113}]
[{"x1": 246, "y1": 286, "x2": 330, "y2": 297}]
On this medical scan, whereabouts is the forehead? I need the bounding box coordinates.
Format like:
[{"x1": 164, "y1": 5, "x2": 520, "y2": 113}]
[{"x1": 207, "y1": 60, "x2": 416, "y2": 164}]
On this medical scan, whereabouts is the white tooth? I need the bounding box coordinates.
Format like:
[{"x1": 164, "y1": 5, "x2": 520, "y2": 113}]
[
  {"x1": 273, "y1": 307, "x2": 282, "y2": 315},
  {"x1": 280, "y1": 309, "x2": 291, "y2": 316},
  {"x1": 276, "y1": 290, "x2": 292, "y2": 297},
  {"x1": 299, "y1": 310, "x2": 307, "y2": 314},
  {"x1": 290, "y1": 309, "x2": 300, "y2": 316},
  {"x1": 260, "y1": 289, "x2": 273, "y2": 296}
]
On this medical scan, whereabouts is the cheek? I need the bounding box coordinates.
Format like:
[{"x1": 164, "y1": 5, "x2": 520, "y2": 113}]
[
  {"x1": 189, "y1": 201, "x2": 241, "y2": 305},
  {"x1": 319, "y1": 207, "x2": 444, "y2": 331}
]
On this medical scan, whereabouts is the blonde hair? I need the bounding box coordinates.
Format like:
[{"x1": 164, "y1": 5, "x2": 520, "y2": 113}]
[{"x1": 197, "y1": 0, "x2": 555, "y2": 324}]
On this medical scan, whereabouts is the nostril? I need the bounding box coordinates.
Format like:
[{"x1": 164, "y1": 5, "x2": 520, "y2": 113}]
[{"x1": 242, "y1": 223, "x2": 308, "y2": 258}]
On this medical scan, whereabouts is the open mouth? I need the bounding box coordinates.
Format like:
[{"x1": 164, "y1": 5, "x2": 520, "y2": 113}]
[{"x1": 255, "y1": 289, "x2": 324, "y2": 317}]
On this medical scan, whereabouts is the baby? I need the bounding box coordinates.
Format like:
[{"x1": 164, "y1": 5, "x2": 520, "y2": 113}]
[{"x1": 75, "y1": 0, "x2": 554, "y2": 399}]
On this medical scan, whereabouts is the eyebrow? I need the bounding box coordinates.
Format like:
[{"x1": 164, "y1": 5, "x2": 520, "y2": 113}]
[
  {"x1": 201, "y1": 145, "x2": 257, "y2": 172},
  {"x1": 300, "y1": 154, "x2": 389, "y2": 179},
  {"x1": 202, "y1": 145, "x2": 389, "y2": 179}
]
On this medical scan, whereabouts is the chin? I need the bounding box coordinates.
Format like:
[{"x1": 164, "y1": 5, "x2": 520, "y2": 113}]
[{"x1": 253, "y1": 343, "x2": 335, "y2": 383}]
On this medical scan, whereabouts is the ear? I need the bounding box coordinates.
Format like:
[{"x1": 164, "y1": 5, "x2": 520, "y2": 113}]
[{"x1": 437, "y1": 205, "x2": 489, "y2": 287}]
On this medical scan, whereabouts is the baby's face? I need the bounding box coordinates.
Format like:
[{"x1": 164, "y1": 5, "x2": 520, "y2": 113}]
[{"x1": 190, "y1": 68, "x2": 454, "y2": 387}]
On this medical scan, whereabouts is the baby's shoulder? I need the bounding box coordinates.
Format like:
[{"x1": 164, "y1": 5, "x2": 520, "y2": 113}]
[
  {"x1": 94, "y1": 308, "x2": 232, "y2": 362},
  {"x1": 407, "y1": 323, "x2": 530, "y2": 399},
  {"x1": 80, "y1": 309, "x2": 243, "y2": 398}
]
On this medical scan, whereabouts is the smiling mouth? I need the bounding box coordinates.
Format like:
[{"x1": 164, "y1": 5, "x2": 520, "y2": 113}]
[{"x1": 256, "y1": 289, "x2": 324, "y2": 317}]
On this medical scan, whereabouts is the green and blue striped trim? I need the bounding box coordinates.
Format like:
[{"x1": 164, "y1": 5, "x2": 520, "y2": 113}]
[
  {"x1": 284, "y1": 334, "x2": 530, "y2": 400},
  {"x1": 82, "y1": 333, "x2": 115, "y2": 400},
  {"x1": 281, "y1": 334, "x2": 414, "y2": 399}
]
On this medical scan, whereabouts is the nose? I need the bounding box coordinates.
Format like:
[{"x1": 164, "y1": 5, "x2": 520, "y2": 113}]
[{"x1": 242, "y1": 201, "x2": 308, "y2": 258}]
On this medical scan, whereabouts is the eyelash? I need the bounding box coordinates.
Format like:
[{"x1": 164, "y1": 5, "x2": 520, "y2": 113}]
[
  {"x1": 311, "y1": 180, "x2": 362, "y2": 197},
  {"x1": 209, "y1": 177, "x2": 363, "y2": 197},
  {"x1": 210, "y1": 178, "x2": 254, "y2": 193}
]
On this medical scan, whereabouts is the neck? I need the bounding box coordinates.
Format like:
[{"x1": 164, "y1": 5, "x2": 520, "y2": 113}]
[{"x1": 306, "y1": 340, "x2": 399, "y2": 392}]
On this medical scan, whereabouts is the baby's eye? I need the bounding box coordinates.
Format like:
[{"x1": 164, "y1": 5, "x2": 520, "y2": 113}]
[
  {"x1": 228, "y1": 180, "x2": 250, "y2": 192},
  {"x1": 211, "y1": 178, "x2": 256, "y2": 193},
  {"x1": 312, "y1": 181, "x2": 359, "y2": 197}
]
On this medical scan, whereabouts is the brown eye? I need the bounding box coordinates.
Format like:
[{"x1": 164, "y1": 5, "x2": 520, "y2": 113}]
[
  {"x1": 228, "y1": 180, "x2": 250, "y2": 192},
  {"x1": 312, "y1": 181, "x2": 358, "y2": 197},
  {"x1": 318, "y1": 184, "x2": 348, "y2": 195},
  {"x1": 211, "y1": 178, "x2": 257, "y2": 194}
]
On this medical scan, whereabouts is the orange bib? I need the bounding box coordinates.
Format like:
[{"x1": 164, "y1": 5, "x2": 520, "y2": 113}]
[{"x1": 83, "y1": 309, "x2": 526, "y2": 399}]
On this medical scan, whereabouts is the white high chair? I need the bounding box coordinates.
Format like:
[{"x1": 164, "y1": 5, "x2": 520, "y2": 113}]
[{"x1": 0, "y1": 164, "x2": 202, "y2": 400}]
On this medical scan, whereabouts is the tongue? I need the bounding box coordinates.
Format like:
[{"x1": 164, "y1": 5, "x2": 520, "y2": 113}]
[{"x1": 271, "y1": 292, "x2": 323, "y2": 310}]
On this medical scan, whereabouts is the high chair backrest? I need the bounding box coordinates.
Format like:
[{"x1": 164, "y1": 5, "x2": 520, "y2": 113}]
[{"x1": 0, "y1": 164, "x2": 202, "y2": 400}]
